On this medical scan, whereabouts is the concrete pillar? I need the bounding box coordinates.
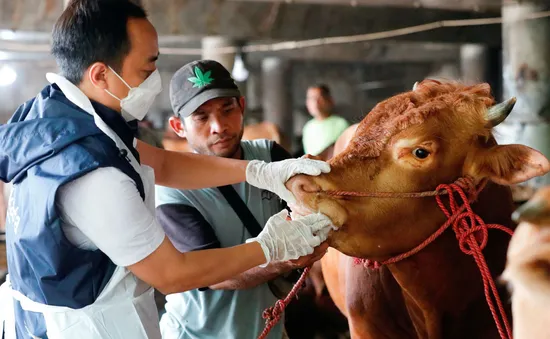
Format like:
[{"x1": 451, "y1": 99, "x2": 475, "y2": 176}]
[
  {"x1": 245, "y1": 66, "x2": 261, "y2": 111},
  {"x1": 496, "y1": 1, "x2": 550, "y2": 187},
  {"x1": 244, "y1": 65, "x2": 262, "y2": 123},
  {"x1": 426, "y1": 63, "x2": 461, "y2": 81},
  {"x1": 201, "y1": 36, "x2": 236, "y2": 72},
  {"x1": 460, "y1": 44, "x2": 488, "y2": 85},
  {"x1": 460, "y1": 44, "x2": 502, "y2": 101},
  {"x1": 201, "y1": 37, "x2": 249, "y2": 111},
  {"x1": 261, "y1": 57, "x2": 293, "y2": 150}
]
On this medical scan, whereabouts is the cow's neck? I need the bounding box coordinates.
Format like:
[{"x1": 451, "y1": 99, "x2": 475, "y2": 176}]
[{"x1": 386, "y1": 183, "x2": 514, "y2": 339}]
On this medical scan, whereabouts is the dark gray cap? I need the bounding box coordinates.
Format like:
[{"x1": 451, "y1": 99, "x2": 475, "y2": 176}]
[{"x1": 170, "y1": 60, "x2": 241, "y2": 118}]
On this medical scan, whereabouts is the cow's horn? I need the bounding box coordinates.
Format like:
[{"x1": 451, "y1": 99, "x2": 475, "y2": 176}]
[
  {"x1": 485, "y1": 97, "x2": 517, "y2": 128},
  {"x1": 413, "y1": 81, "x2": 419, "y2": 90}
]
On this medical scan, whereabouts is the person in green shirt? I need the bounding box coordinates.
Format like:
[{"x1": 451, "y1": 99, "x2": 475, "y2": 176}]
[{"x1": 302, "y1": 84, "x2": 350, "y2": 160}]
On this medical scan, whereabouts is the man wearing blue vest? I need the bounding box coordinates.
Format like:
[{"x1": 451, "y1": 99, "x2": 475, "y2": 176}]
[
  {"x1": 0, "y1": 1, "x2": 335, "y2": 338},
  {"x1": 156, "y1": 60, "x2": 328, "y2": 339}
]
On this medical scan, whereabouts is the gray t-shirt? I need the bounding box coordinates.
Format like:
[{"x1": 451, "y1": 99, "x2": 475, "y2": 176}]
[{"x1": 155, "y1": 139, "x2": 290, "y2": 339}]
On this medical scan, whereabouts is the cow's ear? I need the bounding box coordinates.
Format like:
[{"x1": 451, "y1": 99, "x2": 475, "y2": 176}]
[{"x1": 464, "y1": 144, "x2": 550, "y2": 185}]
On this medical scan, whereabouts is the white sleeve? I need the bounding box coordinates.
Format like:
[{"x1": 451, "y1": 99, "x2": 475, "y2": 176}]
[{"x1": 57, "y1": 167, "x2": 166, "y2": 267}]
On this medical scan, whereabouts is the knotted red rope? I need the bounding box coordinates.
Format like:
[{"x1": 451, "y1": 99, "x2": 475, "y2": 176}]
[
  {"x1": 258, "y1": 177, "x2": 514, "y2": 339},
  {"x1": 349, "y1": 178, "x2": 513, "y2": 339},
  {"x1": 257, "y1": 266, "x2": 311, "y2": 339}
]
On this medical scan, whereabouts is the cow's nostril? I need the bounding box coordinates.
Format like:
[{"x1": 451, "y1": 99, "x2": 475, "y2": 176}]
[
  {"x1": 299, "y1": 181, "x2": 321, "y2": 193},
  {"x1": 529, "y1": 259, "x2": 550, "y2": 281},
  {"x1": 287, "y1": 175, "x2": 320, "y2": 194}
]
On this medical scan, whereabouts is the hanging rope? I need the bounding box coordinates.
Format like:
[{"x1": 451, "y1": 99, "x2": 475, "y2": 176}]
[
  {"x1": 257, "y1": 266, "x2": 311, "y2": 339},
  {"x1": 160, "y1": 9, "x2": 550, "y2": 56},
  {"x1": 3, "y1": 10, "x2": 550, "y2": 55}
]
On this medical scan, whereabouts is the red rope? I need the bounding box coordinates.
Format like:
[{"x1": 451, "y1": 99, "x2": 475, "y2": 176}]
[
  {"x1": 354, "y1": 178, "x2": 513, "y2": 339},
  {"x1": 258, "y1": 177, "x2": 514, "y2": 339},
  {"x1": 353, "y1": 178, "x2": 482, "y2": 268},
  {"x1": 324, "y1": 176, "x2": 475, "y2": 199},
  {"x1": 257, "y1": 266, "x2": 311, "y2": 339},
  {"x1": 435, "y1": 181, "x2": 513, "y2": 339}
]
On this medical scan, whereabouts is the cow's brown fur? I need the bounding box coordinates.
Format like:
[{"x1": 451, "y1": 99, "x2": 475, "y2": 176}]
[
  {"x1": 347, "y1": 80, "x2": 493, "y2": 159},
  {"x1": 288, "y1": 80, "x2": 550, "y2": 338}
]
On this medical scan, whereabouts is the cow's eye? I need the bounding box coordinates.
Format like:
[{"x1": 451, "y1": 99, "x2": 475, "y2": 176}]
[{"x1": 413, "y1": 148, "x2": 430, "y2": 159}]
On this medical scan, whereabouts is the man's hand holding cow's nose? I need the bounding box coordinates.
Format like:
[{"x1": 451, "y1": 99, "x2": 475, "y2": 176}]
[
  {"x1": 246, "y1": 210, "x2": 334, "y2": 267},
  {"x1": 245, "y1": 156, "x2": 330, "y2": 205}
]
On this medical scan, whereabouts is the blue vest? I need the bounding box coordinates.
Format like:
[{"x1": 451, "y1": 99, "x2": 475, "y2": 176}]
[{"x1": 0, "y1": 84, "x2": 145, "y2": 338}]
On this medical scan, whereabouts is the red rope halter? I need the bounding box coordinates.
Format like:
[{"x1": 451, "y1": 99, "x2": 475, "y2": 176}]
[{"x1": 258, "y1": 177, "x2": 514, "y2": 339}]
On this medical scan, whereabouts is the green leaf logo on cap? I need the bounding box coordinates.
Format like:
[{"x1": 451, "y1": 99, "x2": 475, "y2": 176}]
[{"x1": 188, "y1": 66, "x2": 214, "y2": 88}]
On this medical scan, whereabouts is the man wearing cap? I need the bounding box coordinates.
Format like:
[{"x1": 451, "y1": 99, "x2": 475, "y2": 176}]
[{"x1": 155, "y1": 60, "x2": 327, "y2": 339}]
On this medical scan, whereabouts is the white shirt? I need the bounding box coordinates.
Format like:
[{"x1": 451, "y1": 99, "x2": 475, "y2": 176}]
[
  {"x1": 57, "y1": 167, "x2": 165, "y2": 267},
  {"x1": 0, "y1": 73, "x2": 163, "y2": 339}
]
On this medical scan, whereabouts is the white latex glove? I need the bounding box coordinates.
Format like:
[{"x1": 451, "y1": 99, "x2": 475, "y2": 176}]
[
  {"x1": 247, "y1": 210, "x2": 334, "y2": 266},
  {"x1": 246, "y1": 158, "x2": 330, "y2": 204}
]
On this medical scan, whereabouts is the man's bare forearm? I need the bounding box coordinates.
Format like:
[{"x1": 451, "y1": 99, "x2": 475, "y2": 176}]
[
  {"x1": 129, "y1": 237, "x2": 267, "y2": 295},
  {"x1": 206, "y1": 243, "x2": 329, "y2": 291},
  {"x1": 209, "y1": 261, "x2": 292, "y2": 290},
  {"x1": 137, "y1": 140, "x2": 249, "y2": 189}
]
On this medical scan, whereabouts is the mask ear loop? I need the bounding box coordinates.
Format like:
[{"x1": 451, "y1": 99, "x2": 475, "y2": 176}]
[
  {"x1": 104, "y1": 89, "x2": 122, "y2": 101},
  {"x1": 104, "y1": 66, "x2": 133, "y2": 101},
  {"x1": 108, "y1": 66, "x2": 132, "y2": 89}
]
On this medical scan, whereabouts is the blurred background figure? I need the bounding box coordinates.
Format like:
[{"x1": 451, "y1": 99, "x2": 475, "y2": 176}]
[{"x1": 302, "y1": 84, "x2": 349, "y2": 160}]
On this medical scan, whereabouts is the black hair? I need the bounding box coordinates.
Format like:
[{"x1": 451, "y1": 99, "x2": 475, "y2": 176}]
[
  {"x1": 309, "y1": 83, "x2": 332, "y2": 98},
  {"x1": 51, "y1": 0, "x2": 147, "y2": 84}
]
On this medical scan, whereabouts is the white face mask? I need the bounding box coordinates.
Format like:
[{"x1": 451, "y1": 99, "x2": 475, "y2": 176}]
[{"x1": 104, "y1": 67, "x2": 162, "y2": 121}]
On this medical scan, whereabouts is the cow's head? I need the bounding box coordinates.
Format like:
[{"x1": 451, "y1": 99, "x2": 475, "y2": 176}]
[{"x1": 288, "y1": 80, "x2": 550, "y2": 259}]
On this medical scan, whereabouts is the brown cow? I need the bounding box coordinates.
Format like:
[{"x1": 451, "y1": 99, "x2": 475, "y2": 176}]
[
  {"x1": 287, "y1": 80, "x2": 550, "y2": 339},
  {"x1": 501, "y1": 186, "x2": 550, "y2": 339}
]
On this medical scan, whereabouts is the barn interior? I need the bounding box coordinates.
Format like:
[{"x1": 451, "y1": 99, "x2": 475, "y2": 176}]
[{"x1": 1, "y1": 1, "x2": 549, "y2": 338}]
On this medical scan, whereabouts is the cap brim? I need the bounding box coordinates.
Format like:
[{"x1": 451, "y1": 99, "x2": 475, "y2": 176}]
[{"x1": 177, "y1": 88, "x2": 242, "y2": 118}]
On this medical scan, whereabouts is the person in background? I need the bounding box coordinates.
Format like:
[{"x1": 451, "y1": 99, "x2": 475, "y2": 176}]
[{"x1": 302, "y1": 84, "x2": 349, "y2": 160}]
